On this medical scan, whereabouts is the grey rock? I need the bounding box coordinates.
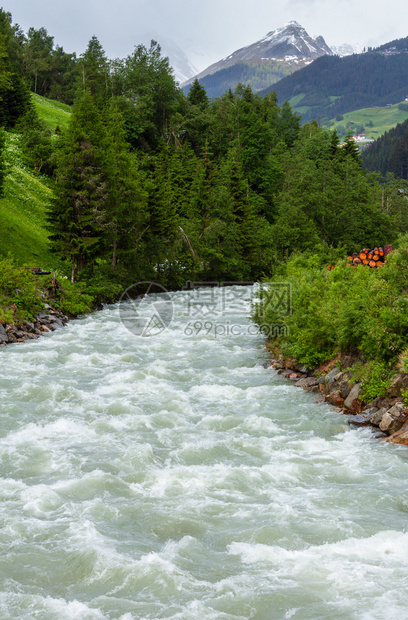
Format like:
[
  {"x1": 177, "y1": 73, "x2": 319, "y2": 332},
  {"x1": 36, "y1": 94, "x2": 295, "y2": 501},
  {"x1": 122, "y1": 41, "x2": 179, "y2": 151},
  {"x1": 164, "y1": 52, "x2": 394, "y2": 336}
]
[
  {"x1": 341, "y1": 355, "x2": 355, "y2": 370},
  {"x1": 294, "y1": 377, "x2": 317, "y2": 388},
  {"x1": 388, "y1": 374, "x2": 408, "y2": 398},
  {"x1": 295, "y1": 364, "x2": 312, "y2": 375},
  {"x1": 363, "y1": 406, "x2": 379, "y2": 418},
  {"x1": 348, "y1": 413, "x2": 373, "y2": 427},
  {"x1": 379, "y1": 403, "x2": 408, "y2": 434},
  {"x1": 370, "y1": 408, "x2": 388, "y2": 426},
  {"x1": 339, "y1": 381, "x2": 351, "y2": 399},
  {"x1": 0, "y1": 324, "x2": 9, "y2": 343},
  {"x1": 344, "y1": 383, "x2": 362, "y2": 409},
  {"x1": 325, "y1": 367, "x2": 341, "y2": 384}
]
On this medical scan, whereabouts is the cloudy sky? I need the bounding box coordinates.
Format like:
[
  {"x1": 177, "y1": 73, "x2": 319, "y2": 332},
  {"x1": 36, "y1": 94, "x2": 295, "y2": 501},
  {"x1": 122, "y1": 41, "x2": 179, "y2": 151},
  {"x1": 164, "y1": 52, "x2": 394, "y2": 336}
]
[{"x1": 5, "y1": 0, "x2": 407, "y2": 71}]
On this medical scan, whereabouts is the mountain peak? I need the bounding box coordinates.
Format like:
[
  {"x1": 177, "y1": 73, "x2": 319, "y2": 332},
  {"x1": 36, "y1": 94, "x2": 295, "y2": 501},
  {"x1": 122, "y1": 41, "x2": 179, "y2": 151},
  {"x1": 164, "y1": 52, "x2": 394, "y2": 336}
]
[{"x1": 182, "y1": 22, "x2": 332, "y2": 87}]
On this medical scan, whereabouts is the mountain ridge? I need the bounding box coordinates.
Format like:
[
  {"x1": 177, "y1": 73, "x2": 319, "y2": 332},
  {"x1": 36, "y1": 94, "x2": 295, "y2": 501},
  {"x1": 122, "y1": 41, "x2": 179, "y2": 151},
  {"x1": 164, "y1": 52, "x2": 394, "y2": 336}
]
[{"x1": 182, "y1": 21, "x2": 332, "y2": 89}]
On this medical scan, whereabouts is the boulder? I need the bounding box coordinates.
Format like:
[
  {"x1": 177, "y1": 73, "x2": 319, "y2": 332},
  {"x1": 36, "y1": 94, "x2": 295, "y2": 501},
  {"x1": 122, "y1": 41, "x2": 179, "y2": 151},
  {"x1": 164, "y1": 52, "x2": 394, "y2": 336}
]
[
  {"x1": 339, "y1": 381, "x2": 351, "y2": 399},
  {"x1": 295, "y1": 377, "x2": 317, "y2": 389},
  {"x1": 388, "y1": 374, "x2": 408, "y2": 398},
  {"x1": 289, "y1": 372, "x2": 301, "y2": 380},
  {"x1": 325, "y1": 390, "x2": 344, "y2": 407},
  {"x1": 370, "y1": 407, "x2": 388, "y2": 427},
  {"x1": 295, "y1": 363, "x2": 312, "y2": 375},
  {"x1": 0, "y1": 324, "x2": 9, "y2": 343},
  {"x1": 348, "y1": 412, "x2": 374, "y2": 426},
  {"x1": 379, "y1": 403, "x2": 408, "y2": 434},
  {"x1": 344, "y1": 383, "x2": 362, "y2": 409},
  {"x1": 386, "y1": 419, "x2": 408, "y2": 445},
  {"x1": 324, "y1": 367, "x2": 341, "y2": 384},
  {"x1": 349, "y1": 398, "x2": 363, "y2": 415}
]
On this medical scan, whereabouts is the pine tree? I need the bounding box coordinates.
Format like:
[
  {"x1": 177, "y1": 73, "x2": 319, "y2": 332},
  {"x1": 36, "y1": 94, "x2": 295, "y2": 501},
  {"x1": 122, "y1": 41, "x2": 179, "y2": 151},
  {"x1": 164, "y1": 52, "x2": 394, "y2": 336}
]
[
  {"x1": 48, "y1": 91, "x2": 108, "y2": 282},
  {"x1": 16, "y1": 106, "x2": 54, "y2": 174},
  {"x1": 103, "y1": 106, "x2": 147, "y2": 269},
  {"x1": 187, "y1": 78, "x2": 208, "y2": 108},
  {"x1": 79, "y1": 36, "x2": 110, "y2": 105}
]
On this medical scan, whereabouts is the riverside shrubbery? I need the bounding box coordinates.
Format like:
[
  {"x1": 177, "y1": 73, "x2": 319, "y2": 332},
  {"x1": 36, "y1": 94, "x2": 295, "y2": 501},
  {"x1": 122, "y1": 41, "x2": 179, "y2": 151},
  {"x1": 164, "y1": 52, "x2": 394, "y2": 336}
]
[
  {"x1": 253, "y1": 236, "x2": 408, "y2": 369},
  {"x1": 0, "y1": 256, "x2": 101, "y2": 322}
]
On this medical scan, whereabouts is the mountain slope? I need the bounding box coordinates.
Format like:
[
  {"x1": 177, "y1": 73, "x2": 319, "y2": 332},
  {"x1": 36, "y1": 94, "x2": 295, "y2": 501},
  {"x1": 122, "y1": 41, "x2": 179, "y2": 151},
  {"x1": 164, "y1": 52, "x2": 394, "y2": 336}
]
[
  {"x1": 323, "y1": 102, "x2": 408, "y2": 140},
  {"x1": 0, "y1": 95, "x2": 71, "y2": 267},
  {"x1": 262, "y1": 49, "x2": 408, "y2": 123},
  {"x1": 182, "y1": 21, "x2": 332, "y2": 97},
  {"x1": 187, "y1": 58, "x2": 305, "y2": 99},
  {"x1": 362, "y1": 117, "x2": 408, "y2": 179}
]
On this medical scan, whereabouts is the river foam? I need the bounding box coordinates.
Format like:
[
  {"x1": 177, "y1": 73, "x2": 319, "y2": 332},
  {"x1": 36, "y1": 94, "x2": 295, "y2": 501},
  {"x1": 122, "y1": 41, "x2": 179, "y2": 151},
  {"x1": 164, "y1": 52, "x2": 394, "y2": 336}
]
[{"x1": 1, "y1": 286, "x2": 408, "y2": 619}]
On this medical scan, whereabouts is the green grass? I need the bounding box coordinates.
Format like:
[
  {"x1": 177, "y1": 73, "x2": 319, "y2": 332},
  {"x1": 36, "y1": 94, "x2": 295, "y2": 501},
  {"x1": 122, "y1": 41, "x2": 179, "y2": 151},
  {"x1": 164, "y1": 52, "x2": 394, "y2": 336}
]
[
  {"x1": 0, "y1": 94, "x2": 72, "y2": 269},
  {"x1": 0, "y1": 132, "x2": 66, "y2": 271},
  {"x1": 32, "y1": 93, "x2": 72, "y2": 131},
  {"x1": 288, "y1": 95, "x2": 408, "y2": 139},
  {"x1": 323, "y1": 102, "x2": 408, "y2": 138}
]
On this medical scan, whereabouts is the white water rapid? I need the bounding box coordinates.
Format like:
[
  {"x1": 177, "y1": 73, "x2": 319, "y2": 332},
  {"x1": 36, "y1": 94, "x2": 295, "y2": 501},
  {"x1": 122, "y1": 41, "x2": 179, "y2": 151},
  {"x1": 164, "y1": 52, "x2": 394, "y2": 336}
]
[{"x1": 1, "y1": 285, "x2": 408, "y2": 619}]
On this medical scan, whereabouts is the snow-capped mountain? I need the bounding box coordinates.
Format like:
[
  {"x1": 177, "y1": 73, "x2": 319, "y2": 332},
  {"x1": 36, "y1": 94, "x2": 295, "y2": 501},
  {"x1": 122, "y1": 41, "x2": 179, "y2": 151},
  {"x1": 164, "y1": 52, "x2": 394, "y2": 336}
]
[
  {"x1": 330, "y1": 43, "x2": 359, "y2": 56},
  {"x1": 182, "y1": 21, "x2": 333, "y2": 87}
]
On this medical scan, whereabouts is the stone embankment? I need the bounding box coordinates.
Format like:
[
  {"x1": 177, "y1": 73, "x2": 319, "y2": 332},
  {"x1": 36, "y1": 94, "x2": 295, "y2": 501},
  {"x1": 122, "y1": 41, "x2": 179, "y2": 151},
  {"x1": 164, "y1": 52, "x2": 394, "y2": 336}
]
[
  {"x1": 0, "y1": 304, "x2": 69, "y2": 346},
  {"x1": 270, "y1": 356, "x2": 408, "y2": 446}
]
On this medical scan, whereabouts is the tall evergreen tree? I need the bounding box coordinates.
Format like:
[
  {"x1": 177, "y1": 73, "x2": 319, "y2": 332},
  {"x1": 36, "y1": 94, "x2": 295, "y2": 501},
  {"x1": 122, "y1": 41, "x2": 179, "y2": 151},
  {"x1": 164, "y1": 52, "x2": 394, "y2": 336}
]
[
  {"x1": 48, "y1": 91, "x2": 108, "y2": 282},
  {"x1": 113, "y1": 40, "x2": 180, "y2": 151},
  {"x1": 16, "y1": 105, "x2": 54, "y2": 174},
  {"x1": 78, "y1": 36, "x2": 110, "y2": 105},
  {"x1": 103, "y1": 106, "x2": 147, "y2": 269},
  {"x1": 187, "y1": 78, "x2": 208, "y2": 108}
]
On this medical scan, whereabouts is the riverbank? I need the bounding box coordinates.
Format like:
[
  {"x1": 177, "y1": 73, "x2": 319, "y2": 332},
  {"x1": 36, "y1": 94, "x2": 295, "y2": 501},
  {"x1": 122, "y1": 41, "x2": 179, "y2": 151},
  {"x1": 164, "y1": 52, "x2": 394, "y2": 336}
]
[
  {"x1": 269, "y1": 352, "x2": 408, "y2": 446},
  {"x1": 0, "y1": 304, "x2": 70, "y2": 345}
]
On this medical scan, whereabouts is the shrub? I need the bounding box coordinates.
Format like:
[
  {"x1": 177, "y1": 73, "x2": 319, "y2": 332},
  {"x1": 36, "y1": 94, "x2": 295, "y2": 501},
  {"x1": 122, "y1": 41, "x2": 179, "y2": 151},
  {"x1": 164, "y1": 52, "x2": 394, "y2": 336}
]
[{"x1": 253, "y1": 240, "x2": 408, "y2": 368}]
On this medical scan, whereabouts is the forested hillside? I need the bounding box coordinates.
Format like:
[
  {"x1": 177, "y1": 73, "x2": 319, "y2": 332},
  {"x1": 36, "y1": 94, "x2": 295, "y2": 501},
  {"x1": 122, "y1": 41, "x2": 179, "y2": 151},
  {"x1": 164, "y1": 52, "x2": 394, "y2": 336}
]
[
  {"x1": 262, "y1": 51, "x2": 408, "y2": 123},
  {"x1": 183, "y1": 59, "x2": 301, "y2": 99},
  {"x1": 362, "y1": 117, "x2": 408, "y2": 179},
  {"x1": 0, "y1": 7, "x2": 407, "y2": 303}
]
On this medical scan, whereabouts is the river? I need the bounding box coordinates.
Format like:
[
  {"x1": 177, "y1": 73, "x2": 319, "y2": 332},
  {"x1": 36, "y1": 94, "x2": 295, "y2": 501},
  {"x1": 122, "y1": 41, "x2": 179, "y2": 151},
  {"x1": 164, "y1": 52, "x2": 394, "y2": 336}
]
[{"x1": 1, "y1": 285, "x2": 408, "y2": 619}]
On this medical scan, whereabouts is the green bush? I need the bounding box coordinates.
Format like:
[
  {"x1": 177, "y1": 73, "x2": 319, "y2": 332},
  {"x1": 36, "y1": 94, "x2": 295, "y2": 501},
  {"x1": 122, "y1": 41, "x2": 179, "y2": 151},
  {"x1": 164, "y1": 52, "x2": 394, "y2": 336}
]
[
  {"x1": 0, "y1": 256, "x2": 45, "y2": 322},
  {"x1": 351, "y1": 360, "x2": 392, "y2": 401},
  {"x1": 253, "y1": 237, "x2": 408, "y2": 368}
]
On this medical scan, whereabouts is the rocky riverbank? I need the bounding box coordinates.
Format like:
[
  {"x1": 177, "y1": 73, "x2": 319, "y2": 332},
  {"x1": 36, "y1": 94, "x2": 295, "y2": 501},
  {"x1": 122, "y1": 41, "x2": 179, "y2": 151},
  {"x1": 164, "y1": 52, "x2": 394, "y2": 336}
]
[
  {"x1": 270, "y1": 355, "x2": 408, "y2": 446},
  {"x1": 0, "y1": 304, "x2": 69, "y2": 346}
]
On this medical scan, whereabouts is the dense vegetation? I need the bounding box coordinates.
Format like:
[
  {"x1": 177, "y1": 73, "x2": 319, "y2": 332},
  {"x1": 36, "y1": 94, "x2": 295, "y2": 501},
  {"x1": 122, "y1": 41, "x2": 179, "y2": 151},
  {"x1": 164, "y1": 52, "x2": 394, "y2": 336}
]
[
  {"x1": 262, "y1": 51, "x2": 408, "y2": 123},
  {"x1": 252, "y1": 238, "x2": 408, "y2": 397},
  {"x1": 362, "y1": 117, "x2": 408, "y2": 179},
  {"x1": 1, "y1": 6, "x2": 408, "y2": 352}
]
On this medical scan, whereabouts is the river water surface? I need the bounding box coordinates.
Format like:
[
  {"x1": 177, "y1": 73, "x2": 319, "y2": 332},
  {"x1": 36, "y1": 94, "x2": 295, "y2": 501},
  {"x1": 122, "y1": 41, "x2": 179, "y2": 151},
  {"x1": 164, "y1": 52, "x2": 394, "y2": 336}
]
[{"x1": 1, "y1": 286, "x2": 408, "y2": 620}]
